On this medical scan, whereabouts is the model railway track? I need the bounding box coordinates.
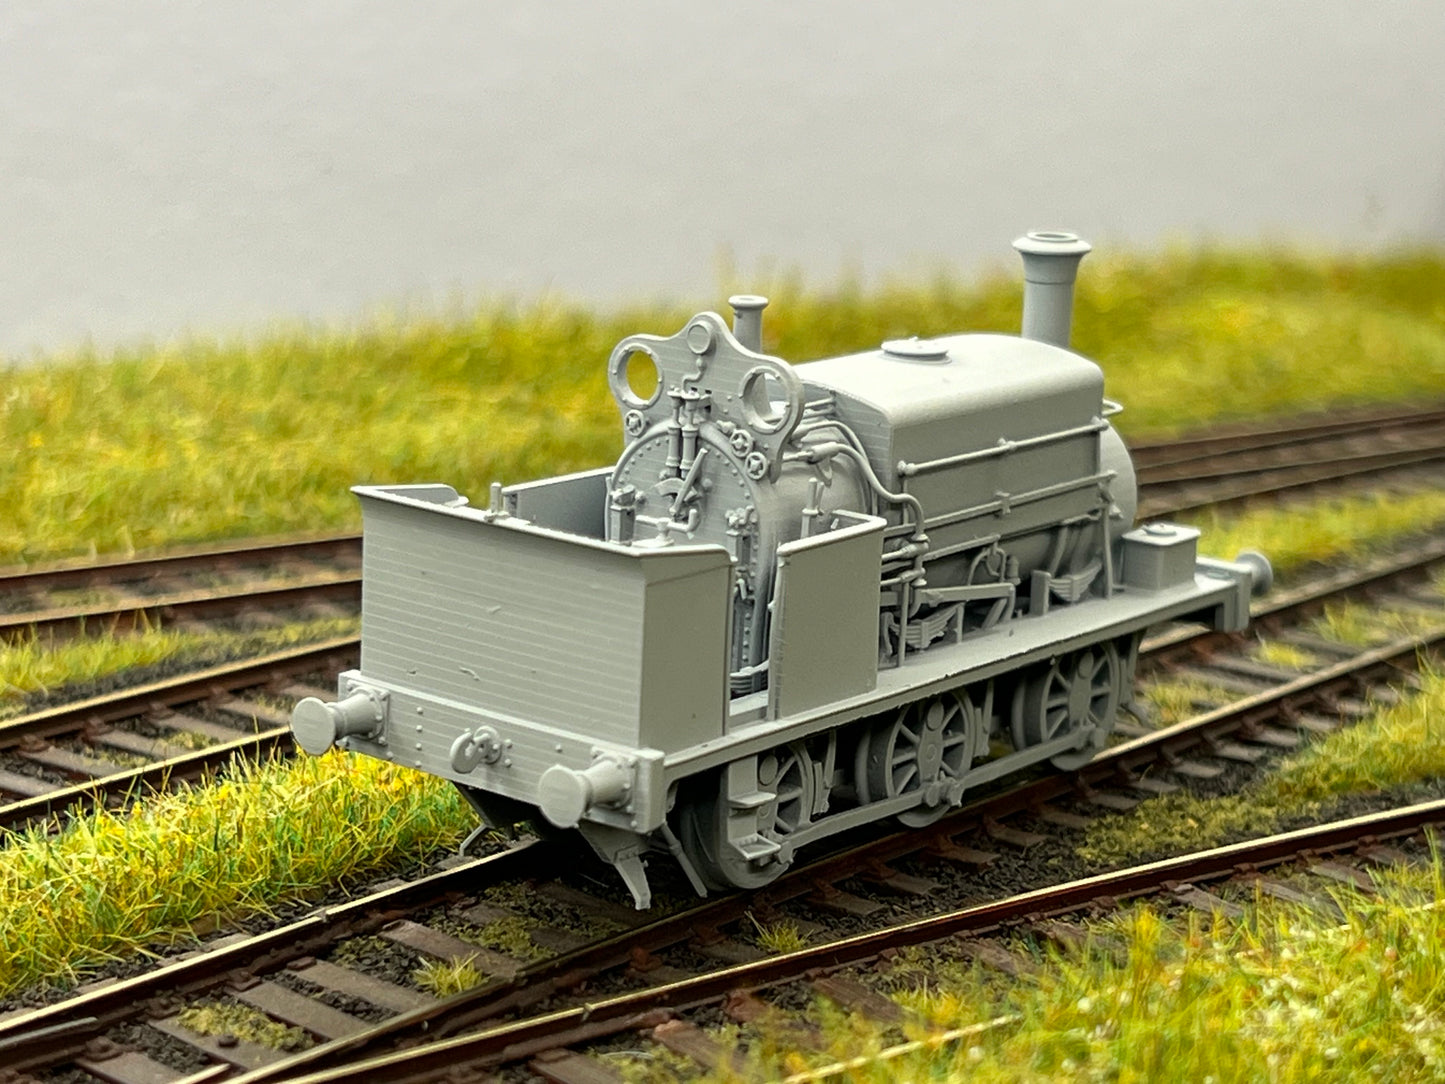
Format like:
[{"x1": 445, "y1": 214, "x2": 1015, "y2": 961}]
[
  {"x1": 0, "y1": 535, "x2": 363, "y2": 643},
  {"x1": 1131, "y1": 401, "x2": 1445, "y2": 517},
  {"x1": 1135, "y1": 442, "x2": 1445, "y2": 518},
  {"x1": 0, "y1": 639, "x2": 358, "y2": 830},
  {"x1": 1128, "y1": 400, "x2": 1445, "y2": 468},
  {"x1": 229, "y1": 800, "x2": 1445, "y2": 1084},
  {"x1": 2, "y1": 413, "x2": 1439, "y2": 839},
  {"x1": 0, "y1": 535, "x2": 1440, "y2": 839},
  {"x1": 3, "y1": 404, "x2": 1444, "y2": 645},
  {"x1": 1, "y1": 597, "x2": 1441, "y2": 1082}
]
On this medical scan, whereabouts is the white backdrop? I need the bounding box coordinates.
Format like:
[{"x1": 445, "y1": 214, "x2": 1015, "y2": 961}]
[{"x1": 3, "y1": 1, "x2": 1442, "y2": 359}]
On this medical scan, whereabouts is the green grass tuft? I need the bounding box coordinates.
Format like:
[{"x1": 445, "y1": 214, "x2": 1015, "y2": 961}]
[
  {"x1": 413, "y1": 956, "x2": 487, "y2": 997},
  {"x1": 1309, "y1": 600, "x2": 1439, "y2": 648},
  {"x1": 747, "y1": 912, "x2": 809, "y2": 955},
  {"x1": 0, "y1": 752, "x2": 470, "y2": 998},
  {"x1": 0, "y1": 616, "x2": 357, "y2": 707},
  {"x1": 1184, "y1": 488, "x2": 1445, "y2": 577},
  {"x1": 1254, "y1": 641, "x2": 1318, "y2": 671},
  {"x1": 177, "y1": 1000, "x2": 308, "y2": 1051},
  {"x1": 1141, "y1": 678, "x2": 1223, "y2": 727}
]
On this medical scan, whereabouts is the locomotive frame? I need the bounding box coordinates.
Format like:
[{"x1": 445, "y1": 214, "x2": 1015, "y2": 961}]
[{"x1": 292, "y1": 232, "x2": 1269, "y2": 908}]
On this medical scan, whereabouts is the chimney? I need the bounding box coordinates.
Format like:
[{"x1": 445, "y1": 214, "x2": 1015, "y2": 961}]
[
  {"x1": 728, "y1": 294, "x2": 769, "y2": 352},
  {"x1": 1013, "y1": 231, "x2": 1091, "y2": 350}
]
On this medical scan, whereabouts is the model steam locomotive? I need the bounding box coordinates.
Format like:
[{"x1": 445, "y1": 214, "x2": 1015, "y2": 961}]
[{"x1": 292, "y1": 232, "x2": 1269, "y2": 908}]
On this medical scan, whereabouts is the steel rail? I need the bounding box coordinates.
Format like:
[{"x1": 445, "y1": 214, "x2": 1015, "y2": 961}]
[
  {"x1": 1127, "y1": 402, "x2": 1445, "y2": 468},
  {"x1": 0, "y1": 413, "x2": 1440, "y2": 654},
  {"x1": 230, "y1": 796, "x2": 1445, "y2": 1083},
  {"x1": 368, "y1": 624, "x2": 1445, "y2": 1059},
  {"x1": 1142, "y1": 535, "x2": 1445, "y2": 660},
  {"x1": 7, "y1": 425, "x2": 1442, "y2": 642},
  {"x1": 0, "y1": 637, "x2": 358, "y2": 750},
  {"x1": 1135, "y1": 434, "x2": 1445, "y2": 485},
  {"x1": 1139, "y1": 445, "x2": 1445, "y2": 519},
  {"x1": 1, "y1": 538, "x2": 1440, "y2": 837},
  {"x1": 0, "y1": 533, "x2": 360, "y2": 595},
  {"x1": 0, "y1": 729, "x2": 292, "y2": 830},
  {"x1": 0, "y1": 574, "x2": 361, "y2": 643},
  {"x1": 1020, "y1": 623, "x2": 1445, "y2": 818},
  {"x1": 122, "y1": 622, "x2": 1445, "y2": 1078},
  {"x1": 3, "y1": 404, "x2": 1442, "y2": 601}
]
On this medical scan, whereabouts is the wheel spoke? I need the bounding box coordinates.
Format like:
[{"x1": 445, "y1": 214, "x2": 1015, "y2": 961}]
[
  {"x1": 1044, "y1": 707, "x2": 1066, "y2": 738},
  {"x1": 894, "y1": 763, "x2": 919, "y2": 791}
]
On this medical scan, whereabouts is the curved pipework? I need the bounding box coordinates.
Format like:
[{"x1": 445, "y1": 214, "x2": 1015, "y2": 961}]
[
  {"x1": 790, "y1": 441, "x2": 927, "y2": 544},
  {"x1": 1098, "y1": 424, "x2": 1138, "y2": 536}
]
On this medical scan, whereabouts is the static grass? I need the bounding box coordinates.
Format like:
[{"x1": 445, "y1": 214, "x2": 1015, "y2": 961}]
[
  {"x1": 885, "y1": 864, "x2": 1445, "y2": 1083},
  {"x1": 1140, "y1": 678, "x2": 1222, "y2": 727},
  {"x1": 0, "y1": 752, "x2": 470, "y2": 998},
  {"x1": 1183, "y1": 488, "x2": 1445, "y2": 577},
  {"x1": 747, "y1": 913, "x2": 809, "y2": 955},
  {"x1": 176, "y1": 1000, "x2": 307, "y2": 1052},
  {"x1": 1081, "y1": 664, "x2": 1445, "y2": 867},
  {"x1": 468, "y1": 914, "x2": 548, "y2": 961},
  {"x1": 1, "y1": 489, "x2": 1438, "y2": 995},
  {"x1": 0, "y1": 616, "x2": 358, "y2": 713},
  {"x1": 1308, "y1": 598, "x2": 1441, "y2": 648},
  {"x1": 1254, "y1": 640, "x2": 1318, "y2": 671},
  {"x1": 1, "y1": 621, "x2": 194, "y2": 702},
  {"x1": 629, "y1": 860, "x2": 1445, "y2": 1082},
  {"x1": 412, "y1": 957, "x2": 487, "y2": 998},
  {"x1": 6, "y1": 249, "x2": 1445, "y2": 564}
]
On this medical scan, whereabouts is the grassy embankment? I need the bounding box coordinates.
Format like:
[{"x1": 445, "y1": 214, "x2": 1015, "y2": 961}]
[
  {"x1": 0, "y1": 753, "x2": 469, "y2": 997},
  {"x1": 5, "y1": 247, "x2": 1445, "y2": 566}
]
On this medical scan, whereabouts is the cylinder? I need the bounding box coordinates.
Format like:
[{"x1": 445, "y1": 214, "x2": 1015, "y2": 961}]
[
  {"x1": 1013, "y1": 231, "x2": 1092, "y2": 349},
  {"x1": 728, "y1": 295, "x2": 769, "y2": 352}
]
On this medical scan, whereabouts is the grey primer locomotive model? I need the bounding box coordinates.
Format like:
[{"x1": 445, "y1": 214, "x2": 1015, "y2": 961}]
[{"x1": 293, "y1": 232, "x2": 1270, "y2": 908}]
